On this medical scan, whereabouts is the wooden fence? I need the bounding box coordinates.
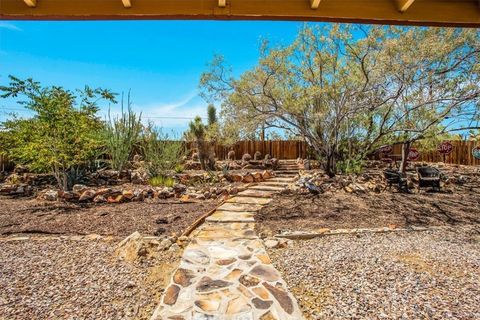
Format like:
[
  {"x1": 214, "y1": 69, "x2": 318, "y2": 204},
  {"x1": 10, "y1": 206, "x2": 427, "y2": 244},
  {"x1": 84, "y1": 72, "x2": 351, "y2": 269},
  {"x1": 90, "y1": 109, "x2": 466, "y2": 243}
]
[
  {"x1": 1, "y1": 140, "x2": 478, "y2": 172},
  {"x1": 187, "y1": 140, "x2": 310, "y2": 160},
  {"x1": 205, "y1": 139, "x2": 480, "y2": 165},
  {"x1": 388, "y1": 140, "x2": 480, "y2": 166}
]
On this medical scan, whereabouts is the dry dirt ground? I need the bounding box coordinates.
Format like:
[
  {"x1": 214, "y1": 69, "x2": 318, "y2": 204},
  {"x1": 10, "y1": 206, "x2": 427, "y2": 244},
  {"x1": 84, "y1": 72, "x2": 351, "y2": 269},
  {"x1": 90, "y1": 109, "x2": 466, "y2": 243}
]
[
  {"x1": 0, "y1": 197, "x2": 218, "y2": 237},
  {"x1": 0, "y1": 197, "x2": 218, "y2": 320},
  {"x1": 256, "y1": 183, "x2": 480, "y2": 235}
]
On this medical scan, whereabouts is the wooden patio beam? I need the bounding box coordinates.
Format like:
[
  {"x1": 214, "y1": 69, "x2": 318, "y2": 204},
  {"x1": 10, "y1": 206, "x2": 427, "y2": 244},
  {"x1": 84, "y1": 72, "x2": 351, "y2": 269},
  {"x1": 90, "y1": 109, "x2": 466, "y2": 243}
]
[
  {"x1": 310, "y1": 0, "x2": 321, "y2": 10},
  {"x1": 1, "y1": 0, "x2": 478, "y2": 28},
  {"x1": 23, "y1": 0, "x2": 36, "y2": 7},
  {"x1": 396, "y1": 0, "x2": 416, "y2": 12}
]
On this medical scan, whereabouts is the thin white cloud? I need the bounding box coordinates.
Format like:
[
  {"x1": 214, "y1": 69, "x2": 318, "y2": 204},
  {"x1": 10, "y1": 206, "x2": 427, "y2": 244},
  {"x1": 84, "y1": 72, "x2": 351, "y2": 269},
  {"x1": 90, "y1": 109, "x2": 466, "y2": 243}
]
[
  {"x1": 102, "y1": 91, "x2": 208, "y2": 134},
  {"x1": 0, "y1": 22, "x2": 22, "y2": 32}
]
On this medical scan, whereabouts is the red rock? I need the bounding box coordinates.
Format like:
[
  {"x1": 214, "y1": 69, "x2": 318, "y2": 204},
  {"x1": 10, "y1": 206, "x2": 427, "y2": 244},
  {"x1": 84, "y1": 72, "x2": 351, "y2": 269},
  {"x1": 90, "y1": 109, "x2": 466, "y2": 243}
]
[
  {"x1": 122, "y1": 189, "x2": 134, "y2": 200},
  {"x1": 242, "y1": 174, "x2": 254, "y2": 183},
  {"x1": 93, "y1": 195, "x2": 107, "y2": 203},
  {"x1": 107, "y1": 195, "x2": 124, "y2": 203},
  {"x1": 252, "y1": 172, "x2": 263, "y2": 182},
  {"x1": 262, "y1": 170, "x2": 272, "y2": 179},
  {"x1": 95, "y1": 188, "x2": 112, "y2": 196},
  {"x1": 79, "y1": 189, "x2": 96, "y2": 201}
]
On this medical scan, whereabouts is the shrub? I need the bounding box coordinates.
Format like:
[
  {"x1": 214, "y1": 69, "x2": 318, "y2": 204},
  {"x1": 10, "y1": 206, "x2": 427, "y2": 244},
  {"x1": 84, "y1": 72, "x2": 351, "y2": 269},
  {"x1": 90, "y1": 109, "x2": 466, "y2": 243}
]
[
  {"x1": 149, "y1": 175, "x2": 175, "y2": 188},
  {"x1": 336, "y1": 159, "x2": 364, "y2": 175},
  {"x1": 174, "y1": 164, "x2": 184, "y2": 173},
  {"x1": 142, "y1": 124, "x2": 185, "y2": 177},
  {"x1": 0, "y1": 76, "x2": 116, "y2": 190},
  {"x1": 103, "y1": 92, "x2": 143, "y2": 171}
]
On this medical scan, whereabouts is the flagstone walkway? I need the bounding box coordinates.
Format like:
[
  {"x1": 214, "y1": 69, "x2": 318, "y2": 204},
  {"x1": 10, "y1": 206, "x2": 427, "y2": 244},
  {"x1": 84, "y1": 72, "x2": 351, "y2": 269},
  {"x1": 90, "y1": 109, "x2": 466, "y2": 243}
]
[{"x1": 151, "y1": 172, "x2": 304, "y2": 320}]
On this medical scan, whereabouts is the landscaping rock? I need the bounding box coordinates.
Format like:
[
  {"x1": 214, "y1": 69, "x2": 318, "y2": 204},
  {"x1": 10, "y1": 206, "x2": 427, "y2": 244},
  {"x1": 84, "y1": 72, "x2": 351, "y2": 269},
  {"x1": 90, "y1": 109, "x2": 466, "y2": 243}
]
[
  {"x1": 242, "y1": 174, "x2": 255, "y2": 183},
  {"x1": 79, "y1": 189, "x2": 96, "y2": 202},
  {"x1": 73, "y1": 184, "x2": 88, "y2": 196},
  {"x1": 43, "y1": 189, "x2": 59, "y2": 201},
  {"x1": 173, "y1": 184, "x2": 187, "y2": 195},
  {"x1": 114, "y1": 231, "x2": 147, "y2": 262},
  {"x1": 93, "y1": 195, "x2": 107, "y2": 203}
]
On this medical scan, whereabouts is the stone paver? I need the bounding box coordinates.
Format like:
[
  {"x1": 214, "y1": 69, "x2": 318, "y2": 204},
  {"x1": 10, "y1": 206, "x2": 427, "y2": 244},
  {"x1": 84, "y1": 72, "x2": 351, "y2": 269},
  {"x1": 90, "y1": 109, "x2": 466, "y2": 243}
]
[
  {"x1": 218, "y1": 203, "x2": 264, "y2": 212},
  {"x1": 237, "y1": 190, "x2": 275, "y2": 198},
  {"x1": 249, "y1": 185, "x2": 285, "y2": 192},
  {"x1": 226, "y1": 197, "x2": 272, "y2": 205},
  {"x1": 206, "y1": 210, "x2": 255, "y2": 223},
  {"x1": 151, "y1": 171, "x2": 304, "y2": 320}
]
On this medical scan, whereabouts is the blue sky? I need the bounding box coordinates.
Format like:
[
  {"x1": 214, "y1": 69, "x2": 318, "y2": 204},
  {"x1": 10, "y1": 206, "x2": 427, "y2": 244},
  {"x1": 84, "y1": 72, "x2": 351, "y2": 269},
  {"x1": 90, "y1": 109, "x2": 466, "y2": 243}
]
[{"x1": 0, "y1": 20, "x2": 308, "y2": 133}]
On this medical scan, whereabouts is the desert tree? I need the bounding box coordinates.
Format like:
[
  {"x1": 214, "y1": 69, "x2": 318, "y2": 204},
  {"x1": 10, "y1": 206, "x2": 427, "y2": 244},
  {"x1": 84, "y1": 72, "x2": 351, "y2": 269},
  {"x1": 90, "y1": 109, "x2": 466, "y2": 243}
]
[
  {"x1": 0, "y1": 76, "x2": 116, "y2": 190},
  {"x1": 201, "y1": 25, "x2": 479, "y2": 176}
]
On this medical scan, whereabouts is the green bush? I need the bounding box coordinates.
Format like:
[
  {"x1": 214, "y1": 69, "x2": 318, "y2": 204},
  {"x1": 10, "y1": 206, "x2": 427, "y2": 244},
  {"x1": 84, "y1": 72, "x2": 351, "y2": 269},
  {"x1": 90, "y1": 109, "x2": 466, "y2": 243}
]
[
  {"x1": 336, "y1": 158, "x2": 364, "y2": 175},
  {"x1": 149, "y1": 175, "x2": 175, "y2": 188},
  {"x1": 142, "y1": 124, "x2": 185, "y2": 177},
  {"x1": 0, "y1": 76, "x2": 116, "y2": 190},
  {"x1": 174, "y1": 164, "x2": 184, "y2": 173},
  {"x1": 103, "y1": 92, "x2": 143, "y2": 171}
]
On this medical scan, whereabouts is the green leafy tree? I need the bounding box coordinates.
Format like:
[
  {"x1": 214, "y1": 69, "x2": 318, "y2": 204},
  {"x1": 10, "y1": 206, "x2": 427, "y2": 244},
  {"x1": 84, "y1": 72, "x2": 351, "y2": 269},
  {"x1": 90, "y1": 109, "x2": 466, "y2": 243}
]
[
  {"x1": 0, "y1": 76, "x2": 116, "y2": 190},
  {"x1": 201, "y1": 25, "x2": 479, "y2": 176}
]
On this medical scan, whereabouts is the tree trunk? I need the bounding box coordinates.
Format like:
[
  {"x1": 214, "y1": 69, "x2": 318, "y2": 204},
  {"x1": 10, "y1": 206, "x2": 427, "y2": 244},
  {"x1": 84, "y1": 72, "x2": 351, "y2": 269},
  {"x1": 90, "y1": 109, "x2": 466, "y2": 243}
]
[
  {"x1": 399, "y1": 141, "x2": 411, "y2": 174},
  {"x1": 325, "y1": 150, "x2": 336, "y2": 178}
]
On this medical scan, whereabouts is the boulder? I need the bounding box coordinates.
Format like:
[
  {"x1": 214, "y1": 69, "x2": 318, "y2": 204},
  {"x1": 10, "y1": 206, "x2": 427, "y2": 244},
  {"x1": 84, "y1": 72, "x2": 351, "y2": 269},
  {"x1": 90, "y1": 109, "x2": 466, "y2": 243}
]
[
  {"x1": 122, "y1": 189, "x2": 135, "y2": 200},
  {"x1": 13, "y1": 165, "x2": 28, "y2": 174},
  {"x1": 0, "y1": 184, "x2": 18, "y2": 194},
  {"x1": 93, "y1": 195, "x2": 107, "y2": 203},
  {"x1": 242, "y1": 153, "x2": 252, "y2": 162},
  {"x1": 95, "y1": 188, "x2": 113, "y2": 197},
  {"x1": 43, "y1": 189, "x2": 59, "y2": 201},
  {"x1": 227, "y1": 150, "x2": 236, "y2": 161},
  {"x1": 262, "y1": 170, "x2": 272, "y2": 180},
  {"x1": 114, "y1": 232, "x2": 148, "y2": 262},
  {"x1": 242, "y1": 174, "x2": 255, "y2": 183},
  {"x1": 73, "y1": 184, "x2": 88, "y2": 196},
  {"x1": 79, "y1": 189, "x2": 96, "y2": 202},
  {"x1": 252, "y1": 172, "x2": 263, "y2": 182},
  {"x1": 131, "y1": 168, "x2": 149, "y2": 184},
  {"x1": 228, "y1": 161, "x2": 241, "y2": 170},
  {"x1": 264, "y1": 238, "x2": 279, "y2": 249},
  {"x1": 173, "y1": 183, "x2": 187, "y2": 195},
  {"x1": 60, "y1": 191, "x2": 76, "y2": 201},
  {"x1": 229, "y1": 174, "x2": 243, "y2": 183},
  {"x1": 107, "y1": 194, "x2": 124, "y2": 203}
]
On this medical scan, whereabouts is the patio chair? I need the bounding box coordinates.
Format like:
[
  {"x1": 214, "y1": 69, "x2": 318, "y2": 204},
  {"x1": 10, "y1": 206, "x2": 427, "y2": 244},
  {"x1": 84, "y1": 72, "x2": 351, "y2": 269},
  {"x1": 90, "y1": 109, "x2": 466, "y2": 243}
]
[
  {"x1": 417, "y1": 166, "x2": 441, "y2": 192},
  {"x1": 383, "y1": 169, "x2": 408, "y2": 192}
]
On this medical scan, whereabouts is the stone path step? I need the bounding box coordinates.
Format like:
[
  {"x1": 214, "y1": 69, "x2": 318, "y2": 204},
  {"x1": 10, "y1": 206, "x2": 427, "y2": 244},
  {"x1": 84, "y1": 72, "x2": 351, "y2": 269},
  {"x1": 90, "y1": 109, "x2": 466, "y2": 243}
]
[
  {"x1": 226, "y1": 197, "x2": 273, "y2": 205},
  {"x1": 249, "y1": 185, "x2": 285, "y2": 192},
  {"x1": 151, "y1": 172, "x2": 304, "y2": 320},
  {"x1": 206, "y1": 210, "x2": 255, "y2": 223},
  {"x1": 237, "y1": 189, "x2": 276, "y2": 198}
]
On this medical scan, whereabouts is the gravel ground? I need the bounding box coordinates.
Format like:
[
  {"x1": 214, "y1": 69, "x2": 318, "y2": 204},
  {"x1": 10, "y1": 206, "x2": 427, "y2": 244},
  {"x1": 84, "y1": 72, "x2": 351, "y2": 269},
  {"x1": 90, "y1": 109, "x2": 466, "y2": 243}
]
[
  {"x1": 0, "y1": 238, "x2": 180, "y2": 320},
  {"x1": 268, "y1": 226, "x2": 480, "y2": 319}
]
